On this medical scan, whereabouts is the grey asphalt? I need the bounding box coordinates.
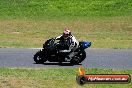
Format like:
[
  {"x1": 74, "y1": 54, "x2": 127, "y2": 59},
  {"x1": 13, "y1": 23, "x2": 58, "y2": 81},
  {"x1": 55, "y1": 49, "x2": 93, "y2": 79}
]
[{"x1": 0, "y1": 48, "x2": 132, "y2": 69}]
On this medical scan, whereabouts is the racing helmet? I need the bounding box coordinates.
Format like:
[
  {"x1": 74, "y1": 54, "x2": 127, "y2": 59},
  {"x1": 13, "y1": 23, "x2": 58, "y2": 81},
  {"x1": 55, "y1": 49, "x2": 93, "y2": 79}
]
[{"x1": 62, "y1": 29, "x2": 71, "y2": 38}]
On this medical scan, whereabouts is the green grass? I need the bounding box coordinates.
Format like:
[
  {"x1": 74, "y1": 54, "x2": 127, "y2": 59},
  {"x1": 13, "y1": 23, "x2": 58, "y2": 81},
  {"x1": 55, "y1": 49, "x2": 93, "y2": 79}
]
[
  {"x1": 0, "y1": 0, "x2": 132, "y2": 20},
  {"x1": 0, "y1": 18, "x2": 131, "y2": 48},
  {"x1": 0, "y1": 0, "x2": 132, "y2": 48},
  {"x1": 0, "y1": 68, "x2": 132, "y2": 88}
]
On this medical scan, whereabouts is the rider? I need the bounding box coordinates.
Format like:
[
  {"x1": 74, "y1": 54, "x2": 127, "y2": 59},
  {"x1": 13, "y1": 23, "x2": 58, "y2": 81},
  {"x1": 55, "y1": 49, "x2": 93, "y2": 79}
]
[{"x1": 56, "y1": 28, "x2": 79, "y2": 59}]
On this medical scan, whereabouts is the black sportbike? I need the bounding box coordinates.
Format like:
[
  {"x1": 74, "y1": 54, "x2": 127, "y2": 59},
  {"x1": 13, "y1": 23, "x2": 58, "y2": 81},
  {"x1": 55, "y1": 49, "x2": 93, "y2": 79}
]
[{"x1": 33, "y1": 38, "x2": 91, "y2": 65}]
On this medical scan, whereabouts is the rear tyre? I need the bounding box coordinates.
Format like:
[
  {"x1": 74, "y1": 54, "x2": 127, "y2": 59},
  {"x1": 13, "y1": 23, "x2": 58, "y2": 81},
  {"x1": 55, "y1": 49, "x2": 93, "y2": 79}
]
[{"x1": 33, "y1": 50, "x2": 47, "y2": 64}]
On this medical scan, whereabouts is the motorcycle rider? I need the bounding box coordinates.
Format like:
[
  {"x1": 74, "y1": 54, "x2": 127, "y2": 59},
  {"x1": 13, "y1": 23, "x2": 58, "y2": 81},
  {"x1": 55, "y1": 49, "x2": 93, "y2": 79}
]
[{"x1": 56, "y1": 28, "x2": 79, "y2": 60}]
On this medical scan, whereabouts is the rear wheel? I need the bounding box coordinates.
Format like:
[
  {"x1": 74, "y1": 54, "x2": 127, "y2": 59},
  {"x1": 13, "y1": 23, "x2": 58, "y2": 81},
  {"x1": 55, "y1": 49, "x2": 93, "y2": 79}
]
[
  {"x1": 33, "y1": 50, "x2": 47, "y2": 64},
  {"x1": 70, "y1": 50, "x2": 86, "y2": 64}
]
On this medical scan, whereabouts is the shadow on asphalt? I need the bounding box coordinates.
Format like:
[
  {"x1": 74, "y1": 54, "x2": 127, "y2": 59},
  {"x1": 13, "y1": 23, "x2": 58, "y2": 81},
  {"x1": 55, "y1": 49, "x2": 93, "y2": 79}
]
[{"x1": 33, "y1": 62, "x2": 82, "y2": 66}]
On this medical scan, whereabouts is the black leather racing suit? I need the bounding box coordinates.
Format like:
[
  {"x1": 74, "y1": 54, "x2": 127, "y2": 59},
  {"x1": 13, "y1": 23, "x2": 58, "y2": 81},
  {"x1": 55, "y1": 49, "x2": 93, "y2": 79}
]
[{"x1": 56, "y1": 35, "x2": 79, "y2": 52}]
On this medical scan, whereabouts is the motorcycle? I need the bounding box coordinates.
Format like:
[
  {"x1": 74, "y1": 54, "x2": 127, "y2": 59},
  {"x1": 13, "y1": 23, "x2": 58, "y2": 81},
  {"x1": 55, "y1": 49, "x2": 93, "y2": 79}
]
[{"x1": 33, "y1": 38, "x2": 91, "y2": 65}]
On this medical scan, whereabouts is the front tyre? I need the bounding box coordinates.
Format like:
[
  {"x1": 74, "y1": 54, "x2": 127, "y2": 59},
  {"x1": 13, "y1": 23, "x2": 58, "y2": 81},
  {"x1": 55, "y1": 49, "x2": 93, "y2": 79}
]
[
  {"x1": 33, "y1": 50, "x2": 47, "y2": 64},
  {"x1": 78, "y1": 50, "x2": 86, "y2": 63},
  {"x1": 70, "y1": 50, "x2": 86, "y2": 64}
]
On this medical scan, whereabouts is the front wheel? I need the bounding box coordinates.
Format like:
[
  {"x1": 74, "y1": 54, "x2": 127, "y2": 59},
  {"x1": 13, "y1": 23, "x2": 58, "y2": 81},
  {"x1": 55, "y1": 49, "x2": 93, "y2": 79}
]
[
  {"x1": 70, "y1": 50, "x2": 86, "y2": 64},
  {"x1": 33, "y1": 50, "x2": 47, "y2": 64}
]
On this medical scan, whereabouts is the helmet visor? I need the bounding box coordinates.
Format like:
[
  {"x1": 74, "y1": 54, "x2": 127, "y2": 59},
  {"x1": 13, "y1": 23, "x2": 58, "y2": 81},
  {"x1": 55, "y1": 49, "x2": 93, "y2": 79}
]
[{"x1": 63, "y1": 33, "x2": 69, "y2": 37}]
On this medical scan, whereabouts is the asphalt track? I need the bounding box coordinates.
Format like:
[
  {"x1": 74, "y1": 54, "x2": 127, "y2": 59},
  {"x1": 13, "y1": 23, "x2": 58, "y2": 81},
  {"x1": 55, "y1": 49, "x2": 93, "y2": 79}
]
[{"x1": 0, "y1": 48, "x2": 132, "y2": 69}]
